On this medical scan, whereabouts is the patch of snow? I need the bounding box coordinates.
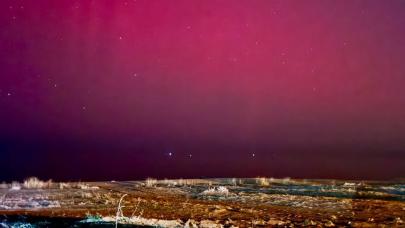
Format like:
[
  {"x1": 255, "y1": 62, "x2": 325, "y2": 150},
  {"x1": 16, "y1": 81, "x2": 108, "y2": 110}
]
[{"x1": 201, "y1": 186, "x2": 230, "y2": 196}]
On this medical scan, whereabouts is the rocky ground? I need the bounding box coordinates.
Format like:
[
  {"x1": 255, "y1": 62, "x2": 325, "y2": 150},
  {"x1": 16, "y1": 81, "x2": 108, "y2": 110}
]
[{"x1": 0, "y1": 178, "x2": 404, "y2": 227}]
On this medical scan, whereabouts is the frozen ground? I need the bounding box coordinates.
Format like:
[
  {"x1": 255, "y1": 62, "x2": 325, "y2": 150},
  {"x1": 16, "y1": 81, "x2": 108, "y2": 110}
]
[{"x1": 0, "y1": 178, "x2": 404, "y2": 227}]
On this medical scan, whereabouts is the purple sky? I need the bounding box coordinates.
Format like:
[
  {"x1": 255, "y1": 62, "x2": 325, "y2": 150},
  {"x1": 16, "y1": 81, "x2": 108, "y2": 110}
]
[{"x1": 1, "y1": 0, "x2": 405, "y2": 181}]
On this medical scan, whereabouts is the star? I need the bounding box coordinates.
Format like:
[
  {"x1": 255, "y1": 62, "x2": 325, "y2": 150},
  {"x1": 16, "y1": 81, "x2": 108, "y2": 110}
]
[
  {"x1": 168, "y1": 152, "x2": 172, "y2": 156},
  {"x1": 252, "y1": 153, "x2": 255, "y2": 157}
]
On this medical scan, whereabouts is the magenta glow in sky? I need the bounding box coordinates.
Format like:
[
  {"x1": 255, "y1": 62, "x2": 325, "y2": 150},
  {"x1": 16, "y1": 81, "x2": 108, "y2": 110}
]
[{"x1": 1, "y1": 0, "x2": 405, "y2": 181}]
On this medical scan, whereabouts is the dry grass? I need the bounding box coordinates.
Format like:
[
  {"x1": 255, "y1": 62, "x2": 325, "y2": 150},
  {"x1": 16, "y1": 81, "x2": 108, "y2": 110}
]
[
  {"x1": 145, "y1": 178, "x2": 215, "y2": 187},
  {"x1": 23, "y1": 177, "x2": 53, "y2": 189},
  {"x1": 163, "y1": 179, "x2": 214, "y2": 186},
  {"x1": 59, "y1": 182, "x2": 71, "y2": 189},
  {"x1": 17, "y1": 178, "x2": 100, "y2": 190},
  {"x1": 0, "y1": 182, "x2": 8, "y2": 189},
  {"x1": 115, "y1": 194, "x2": 128, "y2": 228},
  {"x1": 256, "y1": 177, "x2": 270, "y2": 186},
  {"x1": 100, "y1": 194, "x2": 183, "y2": 228},
  {"x1": 169, "y1": 179, "x2": 199, "y2": 186},
  {"x1": 77, "y1": 183, "x2": 99, "y2": 190},
  {"x1": 145, "y1": 178, "x2": 157, "y2": 187},
  {"x1": 281, "y1": 177, "x2": 292, "y2": 184},
  {"x1": 230, "y1": 178, "x2": 244, "y2": 186},
  {"x1": 58, "y1": 182, "x2": 100, "y2": 190}
]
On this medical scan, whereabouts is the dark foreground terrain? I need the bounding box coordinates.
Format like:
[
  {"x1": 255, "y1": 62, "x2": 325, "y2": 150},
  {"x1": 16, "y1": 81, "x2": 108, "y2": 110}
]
[{"x1": 0, "y1": 178, "x2": 404, "y2": 227}]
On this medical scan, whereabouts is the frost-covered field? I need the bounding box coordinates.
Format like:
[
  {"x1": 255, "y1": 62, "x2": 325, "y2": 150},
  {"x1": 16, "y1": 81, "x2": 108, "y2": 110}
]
[{"x1": 0, "y1": 178, "x2": 404, "y2": 227}]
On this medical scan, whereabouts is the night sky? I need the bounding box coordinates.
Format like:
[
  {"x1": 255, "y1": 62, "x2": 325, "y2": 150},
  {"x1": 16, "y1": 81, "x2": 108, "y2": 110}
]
[{"x1": 1, "y1": 0, "x2": 405, "y2": 181}]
